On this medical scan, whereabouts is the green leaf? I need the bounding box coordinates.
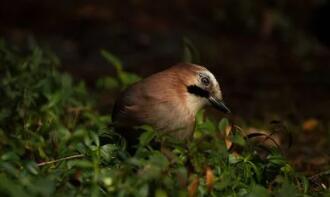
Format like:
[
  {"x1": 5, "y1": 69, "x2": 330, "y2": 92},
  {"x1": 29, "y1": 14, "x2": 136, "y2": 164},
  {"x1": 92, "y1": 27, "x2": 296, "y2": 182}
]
[
  {"x1": 28, "y1": 178, "x2": 55, "y2": 197},
  {"x1": 276, "y1": 181, "x2": 298, "y2": 197},
  {"x1": 96, "y1": 76, "x2": 120, "y2": 89},
  {"x1": 195, "y1": 110, "x2": 205, "y2": 125},
  {"x1": 100, "y1": 144, "x2": 118, "y2": 162},
  {"x1": 119, "y1": 72, "x2": 141, "y2": 86},
  {"x1": 246, "y1": 185, "x2": 270, "y2": 197},
  {"x1": 155, "y1": 189, "x2": 168, "y2": 197},
  {"x1": 218, "y1": 118, "x2": 229, "y2": 134},
  {"x1": 228, "y1": 153, "x2": 242, "y2": 164},
  {"x1": 1, "y1": 152, "x2": 20, "y2": 161},
  {"x1": 182, "y1": 37, "x2": 200, "y2": 63},
  {"x1": 267, "y1": 155, "x2": 287, "y2": 166},
  {"x1": 300, "y1": 176, "x2": 309, "y2": 194},
  {"x1": 232, "y1": 133, "x2": 246, "y2": 146},
  {"x1": 213, "y1": 173, "x2": 232, "y2": 190},
  {"x1": 138, "y1": 129, "x2": 155, "y2": 146},
  {"x1": 0, "y1": 162, "x2": 19, "y2": 177},
  {"x1": 100, "y1": 49, "x2": 123, "y2": 72},
  {"x1": 247, "y1": 161, "x2": 262, "y2": 182},
  {"x1": 91, "y1": 132, "x2": 100, "y2": 147},
  {"x1": 67, "y1": 160, "x2": 94, "y2": 169},
  {"x1": 198, "y1": 118, "x2": 216, "y2": 134},
  {"x1": 25, "y1": 161, "x2": 39, "y2": 175},
  {"x1": 137, "y1": 184, "x2": 149, "y2": 197},
  {"x1": 0, "y1": 174, "x2": 29, "y2": 197},
  {"x1": 149, "y1": 152, "x2": 169, "y2": 170},
  {"x1": 281, "y1": 164, "x2": 294, "y2": 174}
]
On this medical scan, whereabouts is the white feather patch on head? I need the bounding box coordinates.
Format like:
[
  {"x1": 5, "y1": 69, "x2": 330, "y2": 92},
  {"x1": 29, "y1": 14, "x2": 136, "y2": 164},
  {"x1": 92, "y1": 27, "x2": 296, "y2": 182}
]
[
  {"x1": 192, "y1": 65, "x2": 218, "y2": 84},
  {"x1": 184, "y1": 66, "x2": 223, "y2": 115},
  {"x1": 199, "y1": 69, "x2": 222, "y2": 98}
]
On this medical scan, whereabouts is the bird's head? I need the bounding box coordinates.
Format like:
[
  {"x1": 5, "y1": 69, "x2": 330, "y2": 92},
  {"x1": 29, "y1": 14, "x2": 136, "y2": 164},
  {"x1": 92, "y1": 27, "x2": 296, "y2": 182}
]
[{"x1": 175, "y1": 64, "x2": 231, "y2": 114}]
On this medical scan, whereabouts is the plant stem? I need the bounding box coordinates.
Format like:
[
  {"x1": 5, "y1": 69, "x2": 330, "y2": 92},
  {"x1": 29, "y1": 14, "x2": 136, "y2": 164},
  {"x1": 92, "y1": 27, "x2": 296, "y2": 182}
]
[{"x1": 37, "y1": 154, "x2": 84, "y2": 167}]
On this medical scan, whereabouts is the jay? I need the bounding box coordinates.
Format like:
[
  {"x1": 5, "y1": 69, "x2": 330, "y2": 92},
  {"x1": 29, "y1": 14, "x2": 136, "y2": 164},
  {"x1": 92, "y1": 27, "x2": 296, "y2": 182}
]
[{"x1": 112, "y1": 63, "x2": 230, "y2": 145}]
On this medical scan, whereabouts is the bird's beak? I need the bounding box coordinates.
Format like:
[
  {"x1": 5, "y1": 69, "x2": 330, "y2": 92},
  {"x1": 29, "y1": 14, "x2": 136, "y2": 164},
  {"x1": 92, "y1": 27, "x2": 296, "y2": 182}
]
[{"x1": 208, "y1": 96, "x2": 231, "y2": 114}]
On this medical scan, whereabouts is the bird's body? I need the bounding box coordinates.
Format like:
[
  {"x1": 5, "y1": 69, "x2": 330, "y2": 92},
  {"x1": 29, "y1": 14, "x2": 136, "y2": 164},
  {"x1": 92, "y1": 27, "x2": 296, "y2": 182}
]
[{"x1": 112, "y1": 63, "x2": 230, "y2": 143}]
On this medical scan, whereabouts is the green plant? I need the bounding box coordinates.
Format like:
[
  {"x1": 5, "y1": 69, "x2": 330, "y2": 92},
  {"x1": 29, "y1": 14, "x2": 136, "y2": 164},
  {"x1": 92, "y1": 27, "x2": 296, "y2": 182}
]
[
  {"x1": 0, "y1": 41, "x2": 115, "y2": 196},
  {"x1": 97, "y1": 50, "x2": 141, "y2": 90},
  {"x1": 0, "y1": 42, "x2": 328, "y2": 196}
]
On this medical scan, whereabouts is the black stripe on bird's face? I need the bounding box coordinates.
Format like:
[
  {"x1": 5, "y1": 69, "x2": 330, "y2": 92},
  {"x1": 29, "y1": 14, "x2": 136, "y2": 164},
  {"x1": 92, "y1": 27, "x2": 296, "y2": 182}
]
[{"x1": 187, "y1": 85, "x2": 209, "y2": 98}]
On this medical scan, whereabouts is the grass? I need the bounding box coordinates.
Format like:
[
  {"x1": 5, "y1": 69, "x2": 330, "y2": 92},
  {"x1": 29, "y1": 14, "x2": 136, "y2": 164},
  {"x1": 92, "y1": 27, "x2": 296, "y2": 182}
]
[{"x1": 0, "y1": 40, "x2": 328, "y2": 197}]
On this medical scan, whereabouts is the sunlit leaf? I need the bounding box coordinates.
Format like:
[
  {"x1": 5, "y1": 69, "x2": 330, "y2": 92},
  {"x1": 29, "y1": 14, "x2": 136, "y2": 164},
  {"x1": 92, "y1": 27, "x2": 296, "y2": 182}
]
[
  {"x1": 138, "y1": 128, "x2": 155, "y2": 146},
  {"x1": 25, "y1": 161, "x2": 39, "y2": 175},
  {"x1": 228, "y1": 152, "x2": 242, "y2": 164},
  {"x1": 100, "y1": 144, "x2": 118, "y2": 162},
  {"x1": 119, "y1": 72, "x2": 141, "y2": 87}
]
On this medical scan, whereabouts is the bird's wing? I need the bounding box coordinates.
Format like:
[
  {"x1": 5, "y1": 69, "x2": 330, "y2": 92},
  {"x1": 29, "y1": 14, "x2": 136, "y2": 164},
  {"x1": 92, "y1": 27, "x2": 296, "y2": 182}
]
[
  {"x1": 112, "y1": 84, "x2": 144, "y2": 126},
  {"x1": 111, "y1": 68, "x2": 185, "y2": 127}
]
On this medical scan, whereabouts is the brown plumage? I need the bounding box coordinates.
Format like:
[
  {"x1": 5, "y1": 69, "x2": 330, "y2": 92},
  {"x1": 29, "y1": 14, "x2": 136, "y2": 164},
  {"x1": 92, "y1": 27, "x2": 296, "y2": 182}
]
[{"x1": 112, "y1": 63, "x2": 230, "y2": 143}]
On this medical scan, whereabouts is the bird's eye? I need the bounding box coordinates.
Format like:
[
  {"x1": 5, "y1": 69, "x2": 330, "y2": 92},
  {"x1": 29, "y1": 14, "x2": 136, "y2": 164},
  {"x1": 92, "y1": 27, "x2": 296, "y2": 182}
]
[{"x1": 201, "y1": 77, "x2": 210, "y2": 86}]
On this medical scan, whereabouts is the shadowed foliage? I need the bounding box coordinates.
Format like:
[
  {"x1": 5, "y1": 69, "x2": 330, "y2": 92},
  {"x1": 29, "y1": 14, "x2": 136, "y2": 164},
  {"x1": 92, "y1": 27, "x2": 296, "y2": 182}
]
[{"x1": 0, "y1": 42, "x2": 328, "y2": 196}]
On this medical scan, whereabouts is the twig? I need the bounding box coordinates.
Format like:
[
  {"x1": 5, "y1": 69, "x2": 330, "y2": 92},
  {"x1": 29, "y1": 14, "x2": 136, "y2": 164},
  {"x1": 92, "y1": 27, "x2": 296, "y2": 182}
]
[
  {"x1": 37, "y1": 154, "x2": 84, "y2": 167},
  {"x1": 308, "y1": 170, "x2": 330, "y2": 190},
  {"x1": 309, "y1": 170, "x2": 330, "y2": 180}
]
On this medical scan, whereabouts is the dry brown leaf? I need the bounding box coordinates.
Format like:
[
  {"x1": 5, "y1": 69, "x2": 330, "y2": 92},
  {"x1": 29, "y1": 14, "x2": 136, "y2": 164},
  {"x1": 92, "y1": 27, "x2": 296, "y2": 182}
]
[
  {"x1": 225, "y1": 125, "x2": 232, "y2": 149},
  {"x1": 225, "y1": 125, "x2": 232, "y2": 136},
  {"x1": 309, "y1": 157, "x2": 328, "y2": 166},
  {"x1": 303, "y1": 118, "x2": 319, "y2": 131},
  {"x1": 205, "y1": 166, "x2": 215, "y2": 192},
  {"x1": 245, "y1": 127, "x2": 281, "y2": 147},
  {"x1": 188, "y1": 176, "x2": 199, "y2": 197}
]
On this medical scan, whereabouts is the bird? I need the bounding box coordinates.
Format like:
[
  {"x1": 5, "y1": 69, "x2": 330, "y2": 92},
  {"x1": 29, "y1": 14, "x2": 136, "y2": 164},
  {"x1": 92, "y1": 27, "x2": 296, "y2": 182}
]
[{"x1": 111, "y1": 63, "x2": 230, "y2": 146}]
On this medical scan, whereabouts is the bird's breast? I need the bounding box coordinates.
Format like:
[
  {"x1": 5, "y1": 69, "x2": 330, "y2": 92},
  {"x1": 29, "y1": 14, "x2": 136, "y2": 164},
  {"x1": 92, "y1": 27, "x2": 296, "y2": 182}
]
[{"x1": 143, "y1": 100, "x2": 196, "y2": 140}]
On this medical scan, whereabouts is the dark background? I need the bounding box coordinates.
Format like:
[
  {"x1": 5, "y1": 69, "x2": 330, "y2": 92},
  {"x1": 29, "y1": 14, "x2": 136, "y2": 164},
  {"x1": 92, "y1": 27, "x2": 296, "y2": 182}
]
[{"x1": 1, "y1": 0, "x2": 329, "y2": 174}]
